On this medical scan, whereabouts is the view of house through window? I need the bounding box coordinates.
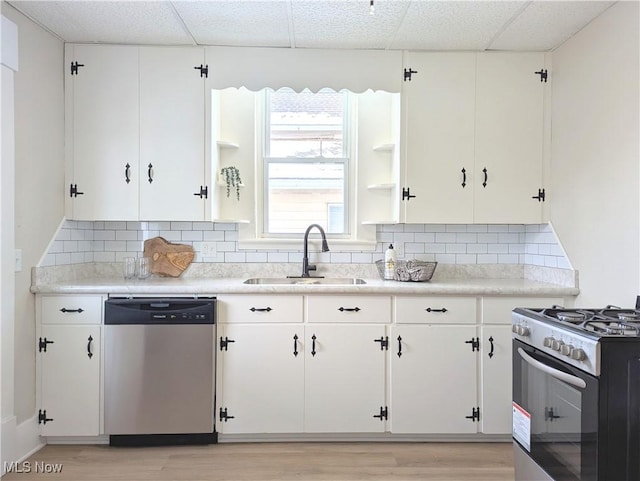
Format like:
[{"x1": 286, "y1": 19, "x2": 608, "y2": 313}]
[{"x1": 264, "y1": 88, "x2": 349, "y2": 235}]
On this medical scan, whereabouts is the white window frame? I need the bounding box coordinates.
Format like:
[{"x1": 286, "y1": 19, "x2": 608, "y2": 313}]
[
  {"x1": 262, "y1": 88, "x2": 350, "y2": 238},
  {"x1": 237, "y1": 89, "x2": 377, "y2": 251}
]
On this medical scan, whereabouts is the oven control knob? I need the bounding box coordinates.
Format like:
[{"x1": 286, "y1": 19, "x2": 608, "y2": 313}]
[
  {"x1": 560, "y1": 344, "x2": 573, "y2": 356},
  {"x1": 543, "y1": 337, "x2": 554, "y2": 348},
  {"x1": 512, "y1": 324, "x2": 518, "y2": 334},
  {"x1": 570, "y1": 348, "x2": 586, "y2": 361},
  {"x1": 551, "y1": 339, "x2": 564, "y2": 351},
  {"x1": 516, "y1": 325, "x2": 530, "y2": 337}
]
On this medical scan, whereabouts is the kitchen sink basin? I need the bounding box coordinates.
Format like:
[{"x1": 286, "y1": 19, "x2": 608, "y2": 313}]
[{"x1": 243, "y1": 277, "x2": 366, "y2": 285}]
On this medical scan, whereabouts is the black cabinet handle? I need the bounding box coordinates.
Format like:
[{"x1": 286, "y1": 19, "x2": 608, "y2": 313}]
[
  {"x1": 219, "y1": 336, "x2": 235, "y2": 351},
  {"x1": 488, "y1": 336, "x2": 495, "y2": 359},
  {"x1": 338, "y1": 307, "x2": 361, "y2": 312},
  {"x1": 125, "y1": 163, "x2": 131, "y2": 184},
  {"x1": 60, "y1": 308, "x2": 84, "y2": 313},
  {"x1": 397, "y1": 335, "x2": 403, "y2": 357},
  {"x1": 482, "y1": 168, "x2": 488, "y2": 188},
  {"x1": 293, "y1": 334, "x2": 299, "y2": 357},
  {"x1": 425, "y1": 307, "x2": 448, "y2": 313},
  {"x1": 311, "y1": 334, "x2": 317, "y2": 357},
  {"x1": 147, "y1": 163, "x2": 154, "y2": 183},
  {"x1": 461, "y1": 168, "x2": 467, "y2": 188},
  {"x1": 87, "y1": 335, "x2": 94, "y2": 359},
  {"x1": 250, "y1": 307, "x2": 272, "y2": 312}
]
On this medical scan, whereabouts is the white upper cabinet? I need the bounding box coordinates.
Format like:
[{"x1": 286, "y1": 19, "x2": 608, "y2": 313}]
[
  {"x1": 401, "y1": 51, "x2": 547, "y2": 224},
  {"x1": 402, "y1": 52, "x2": 476, "y2": 224},
  {"x1": 139, "y1": 47, "x2": 206, "y2": 221},
  {"x1": 67, "y1": 45, "x2": 139, "y2": 221},
  {"x1": 65, "y1": 44, "x2": 207, "y2": 221},
  {"x1": 474, "y1": 52, "x2": 546, "y2": 224}
]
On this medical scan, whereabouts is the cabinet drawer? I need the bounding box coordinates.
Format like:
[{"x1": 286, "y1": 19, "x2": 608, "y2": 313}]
[
  {"x1": 482, "y1": 296, "x2": 564, "y2": 324},
  {"x1": 218, "y1": 295, "x2": 303, "y2": 323},
  {"x1": 40, "y1": 295, "x2": 103, "y2": 324},
  {"x1": 396, "y1": 296, "x2": 477, "y2": 324},
  {"x1": 306, "y1": 295, "x2": 391, "y2": 323}
]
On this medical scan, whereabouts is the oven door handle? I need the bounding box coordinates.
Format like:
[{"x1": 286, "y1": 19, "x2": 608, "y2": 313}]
[{"x1": 517, "y1": 347, "x2": 587, "y2": 389}]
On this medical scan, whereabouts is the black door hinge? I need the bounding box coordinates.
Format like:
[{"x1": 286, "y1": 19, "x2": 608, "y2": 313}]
[
  {"x1": 465, "y1": 407, "x2": 480, "y2": 422},
  {"x1": 373, "y1": 336, "x2": 389, "y2": 350},
  {"x1": 219, "y1": 336, "x2": 235, "y2": 351},
  {"x1": 465, "y1": 337, "x2": 480, "y2": 352},
  {"x1": 38, "y1": 409, "x2": 53, "y2": 425},
  {"x1": 69, "y1": 184, "x2": 84, "y2": 198},
  {"x1": 194, "y1": 64, "x2": 209, "y2": 78},
  {"x1": 532, "y1": 188, "x2": 546, "y2": 202},
  {"x1": 219, "y1": 407, "x2": 235, "y2": 422},
  {"x1": 373, "y1": 406, "x2": 388, "y2": 421},
  {"x1": 70, "y1": 61, "x2": 84, "y2": 75},
  {"x1": 544, "y1": 407, "x2": 561, "y2": 422},
  {"x1": 193, "y1": 185, "x2": 208, "y2": 199},
  {"x1": 38, "y1": 337, "x2": 54, "y2": 353},
  {"x1": 402, "y1": 187, "x2": 416, "y2": 201},
  {"x1": 403, "y1": 68, "x2": 418, "y2": 81},
  {"x1": 535, "y1": 69, "x2": 548, "y2": 83}
]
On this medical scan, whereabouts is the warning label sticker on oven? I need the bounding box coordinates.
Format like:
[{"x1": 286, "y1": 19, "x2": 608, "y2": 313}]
[{"x1": 512, "y1": 402, "x2": 531, "y2": 452}]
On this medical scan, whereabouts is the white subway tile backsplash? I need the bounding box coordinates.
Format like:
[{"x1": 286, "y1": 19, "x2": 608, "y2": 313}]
[
  {"x1": 182, "y1": 230, "x2": 204, "y2": 242},
  {"x1": 43, "y1": 221, "x2": 571, "y2": 272},
  {"x1": 116, "y1": 230, "x2": 138, "y2": 241},
  {"x1": 435, "y1": 233, "x2": 457, "y2": 243},
  {"x1": 171, "y1": 221, "x2": 193, "y2": 231}
]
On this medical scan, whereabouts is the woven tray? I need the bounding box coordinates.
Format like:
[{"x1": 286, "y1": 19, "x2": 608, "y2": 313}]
[{"x1": 376, "y1": 259, "x2": 438, "y2": 282}]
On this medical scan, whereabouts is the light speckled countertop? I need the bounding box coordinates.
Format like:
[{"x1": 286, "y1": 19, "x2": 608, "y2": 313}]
[{"x1": 31, "y1": 262, "x2": 579, "y2": 297}]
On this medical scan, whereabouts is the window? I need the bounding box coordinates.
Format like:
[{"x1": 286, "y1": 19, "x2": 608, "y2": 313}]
[{"x1": 263, "y1": 88, "x2": 350, "y2": 236}]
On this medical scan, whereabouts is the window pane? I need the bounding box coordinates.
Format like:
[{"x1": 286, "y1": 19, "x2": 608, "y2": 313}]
[
  {"x1": 268, "y1": 88, "x2": 345, "y2": 158},
  {"x1": 267, "y1": 162, "x2": 345, "y2": 234}
]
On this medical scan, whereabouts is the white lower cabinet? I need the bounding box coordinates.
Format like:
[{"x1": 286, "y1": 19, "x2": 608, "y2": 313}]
[
  {"x1": 390, "y1": 324, "x2": 479, "y2": 434},
  {"x1": 216, "y1": 323, "x2": 304, "y2": 434},
  {"x1": 38, "y1": 295, "x2": 103, "y2": 437},
  {"x1": 479, "y1": 325, "x2": 513, "y2": 434},
  {"x1": 214, "y1": 293, "x2": 568, "y2": 437},
  {"x1": 304, "y1": 324, "x2": 386, "y2": 433}
]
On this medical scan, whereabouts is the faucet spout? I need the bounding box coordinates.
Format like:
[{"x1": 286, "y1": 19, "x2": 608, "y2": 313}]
[{"x1": 302, "y1": 224, "x2": 330, "y2": 277}]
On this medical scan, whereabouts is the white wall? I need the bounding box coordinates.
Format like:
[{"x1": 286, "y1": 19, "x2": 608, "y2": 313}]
[
  {"x1": 550, "y1": 1, "x2": 640, "y2": 305},
  {"x1": 1, "y1": 1, "x2": 64, "y2": 456},
  {"x1": 1, "y1": 12, "x2": 18, "y2": 472}
]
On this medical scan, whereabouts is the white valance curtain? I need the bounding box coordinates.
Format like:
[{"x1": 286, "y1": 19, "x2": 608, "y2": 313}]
[{"x1": 205, "y1": 46, "x2": 403, "y2": 93}]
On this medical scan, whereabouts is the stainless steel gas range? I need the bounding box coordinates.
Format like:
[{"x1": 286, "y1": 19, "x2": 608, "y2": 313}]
[{"x1": 512, "y1": 305, "x2": 640, "y2": 481}]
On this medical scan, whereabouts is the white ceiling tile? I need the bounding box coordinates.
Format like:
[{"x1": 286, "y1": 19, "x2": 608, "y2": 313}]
[
  {"x1": 173, "y1": 1, "x2": 291, "y2": 47},
  {"x1": 10, "y1": 1, "x2": 194, "y2": 45},
  {"x1": 5, "y1": 0, "x2": 618, "y2": 51},
  {"x1": 489, "y1": 1, "x2": 615, "y2": 51},
  {"x1": 390, "y1": 1, "x2": 526, "y2": 50},
  {"x1": 291, "y1": 0, "x2": 410, "y2": 49}
]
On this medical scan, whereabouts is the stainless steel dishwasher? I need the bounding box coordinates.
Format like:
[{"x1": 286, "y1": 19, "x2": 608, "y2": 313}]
[{"x1": 104, "y1": 297, "x2": 216, "y2": 446}]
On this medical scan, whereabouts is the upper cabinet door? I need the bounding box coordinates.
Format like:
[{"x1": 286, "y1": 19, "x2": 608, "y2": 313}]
[
  {"x1": 402, "y1": 52, "x2": 476, "y2": 224},
  {"x1": 69, "y1": 45, "x2": 140, "y2": 221},
  {"x1": 139, "y1": 47, "x2": 206, "y2": 221},
  {"x1": 474, "y1": 52, "x2": 545, "y2": 224}
]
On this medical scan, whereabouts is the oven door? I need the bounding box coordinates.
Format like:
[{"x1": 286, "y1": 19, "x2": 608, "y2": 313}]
[{"x1": 512, "y1": 339, "x2": 599, "y2": 481}]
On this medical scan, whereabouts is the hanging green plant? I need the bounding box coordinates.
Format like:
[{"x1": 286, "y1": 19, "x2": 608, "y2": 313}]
[{"x1": 220, "y1": 166, "x2": 242, "y2": 200}]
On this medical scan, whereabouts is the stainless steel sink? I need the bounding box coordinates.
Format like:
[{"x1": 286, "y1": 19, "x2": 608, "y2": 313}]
[{"x1": 243, "y1": 277, "x2": 366, "y2": 285}]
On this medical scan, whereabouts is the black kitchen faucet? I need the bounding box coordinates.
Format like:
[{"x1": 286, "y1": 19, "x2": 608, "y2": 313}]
[{"x1": 301, "y1": 224, "x2": 330, "y2": 277}]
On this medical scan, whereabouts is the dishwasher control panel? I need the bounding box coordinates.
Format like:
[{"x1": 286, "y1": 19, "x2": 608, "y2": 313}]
[{"x1": 105, "y1": 297, "x2": 215, "y2": 325}]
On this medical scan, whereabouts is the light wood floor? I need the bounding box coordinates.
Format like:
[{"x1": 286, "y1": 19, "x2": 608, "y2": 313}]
[{"x1": 4, "y1": 442, "x2": 514, "y2": 481}]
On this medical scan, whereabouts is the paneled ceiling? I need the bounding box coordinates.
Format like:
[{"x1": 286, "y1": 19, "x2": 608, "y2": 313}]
[{"x1": 7, "y1": 0, "x2": 616, "y2": 51}]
